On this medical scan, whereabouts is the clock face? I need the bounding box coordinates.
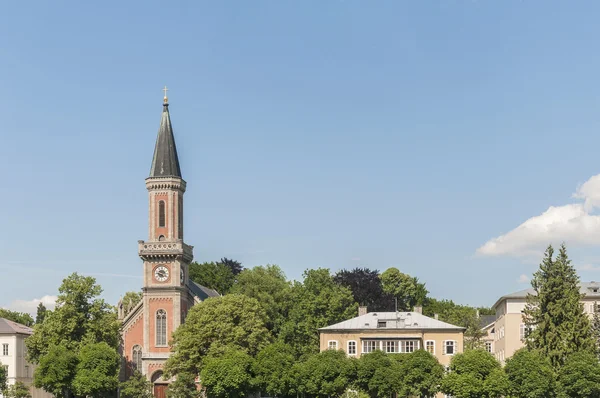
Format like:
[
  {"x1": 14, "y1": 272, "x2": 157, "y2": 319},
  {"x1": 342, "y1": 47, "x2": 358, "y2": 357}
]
[
  {"x1": 180, "y1": 268, "x2": 185, "y2": 285},
  {"x1": 154, "y1": 265, "x2": 169, "y2": 282}
]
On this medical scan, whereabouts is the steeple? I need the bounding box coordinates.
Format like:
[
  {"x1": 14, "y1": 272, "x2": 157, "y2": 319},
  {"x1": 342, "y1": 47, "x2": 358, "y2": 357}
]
[{"x1": 149, "y1": 87, "x2": 182, "y2": 178}]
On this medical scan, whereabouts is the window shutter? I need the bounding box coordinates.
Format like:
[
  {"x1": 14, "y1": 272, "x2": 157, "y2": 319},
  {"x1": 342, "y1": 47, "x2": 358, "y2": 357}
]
[{"x1": 443, "y1": 340, "x2": 447, "y2": 354}]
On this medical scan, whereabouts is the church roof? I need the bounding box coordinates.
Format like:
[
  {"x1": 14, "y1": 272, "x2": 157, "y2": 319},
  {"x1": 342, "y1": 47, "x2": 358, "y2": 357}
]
[
  {"x1": 189, "y1": 281, "x2": 220, "y2": 300},
  {"x1": 149, "y1": 100, "x2": 182, "y2": 178},
  {"x1": 0, "y1": 318, "x2": 33, "y2": 335}
]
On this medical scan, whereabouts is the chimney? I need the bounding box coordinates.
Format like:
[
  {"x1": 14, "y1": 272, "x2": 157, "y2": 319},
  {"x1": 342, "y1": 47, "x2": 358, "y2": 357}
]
[
  {"x1": 358, "y1": 306, "x2": 368, "y2": 316},
  {"x1": 434, "y1": 313, "x2": 439, "y2": 320},
  {"x1": 413, "y1": 306, "x2": 422, "y2": 314}
]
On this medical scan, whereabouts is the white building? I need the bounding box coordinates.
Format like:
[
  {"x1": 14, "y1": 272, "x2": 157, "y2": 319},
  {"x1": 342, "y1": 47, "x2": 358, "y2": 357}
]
[{"x1": 0, "y1": 318, "x2": 51, "y2": 398}]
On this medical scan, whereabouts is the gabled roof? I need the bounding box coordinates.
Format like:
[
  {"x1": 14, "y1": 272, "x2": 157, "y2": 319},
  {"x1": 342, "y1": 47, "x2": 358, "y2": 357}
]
[
  {"x1": 149, "y1": 102, "x2": 182, "y2": 178},
  {"x1": 492, "y1": 281, "x2": 600, "y2": 309},
  {"x1": 0, "y1": 318, "x2": 33, "y2": 335},
  {"x1": 479, "y1": 315, "x2": 496, "y2": 329},
  {"x1": 319, "y1": 312, "x2": 464, "y2": 332},
  {"x1": 189, "y1": 281, "x2": 220, "y2": 301}
]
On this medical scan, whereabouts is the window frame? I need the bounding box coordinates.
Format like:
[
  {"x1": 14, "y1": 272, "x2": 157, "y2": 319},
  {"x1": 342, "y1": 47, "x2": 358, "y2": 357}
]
[
  {"x1": 158, "y1": 200, "x2": 166, "y2": 228},
  {"x1": 385, "y1": 340, "x2": 397, "y2": 353},
  {"x1": 132, "y1": 345, "x2": 143, "y2": 371},
  {"x1": 362, "y1": 340, "x2": 378, "y2": 354},
  {"x1": 2, "y1": 343, "x2": 8, "y2": 356},
  {"x1": 156, "y1": 309, "x2": 167, "y2": 347},
  {"x1": 327, "y1": 340, "x2": 338, "y2": 350},
  {"x1": 425, "y1": 340, "x2": 435, "y2": 355},
  {"x1": 347, "y1": 340, "x2": 357, "y2": 356},
  {"x1": 443, "y1": 340, "x2": 456, "y2": 355}
]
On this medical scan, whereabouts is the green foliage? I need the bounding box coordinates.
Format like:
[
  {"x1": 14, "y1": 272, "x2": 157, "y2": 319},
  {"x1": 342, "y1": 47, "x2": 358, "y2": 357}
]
[
  {"x1": 400, "y1": 350, "x2": 444, "y2": 398},
  {"x1": 380, "y1": 267, "x2": 428, "y2": 311},
  {"x1": 167, "y1": 372, "x2": 200, "y2": 398},
  {"x1": 72, "y1": 342, "x2": 120, "y2": 398},
  {"x1": 523, "y1": 244, "x2": 595, "y2": 368},
  {"x1": 200, "y1": 346, "x2": 255, "y2": 398},
  {"x1": 120, "y1": 371, "x2": 153, "y2": 398},
  {"x1": 35, "y1": 303, "x2": 47, "y2": 324},
  {"x1": 218, "y1": 257, "x2": 244, "y2": 276},
  {"x1": 593, "y1": 301, "x2": 600, "y2": 355},
  {"x1": 165, "y1": 294, "x2": 271, "y2": 376},
  {"x1": 253, "y1": 342, "x2": 296, "y2": 397},
  {"x1": 279, "y1": 268, "x2": 357, "y2": 356},
  {"x1": 504, "y1": 349, "x2": 556, "y2": 398},
  {"x1": 188, "y1": 261, "x2": 235, "y2": 294},
  {"x1": 355, "y1": 351, "x2": 393, "y2": 397},
  {"x1": 0, "y1": 365, "x2": 6, "y2": 394},
  {"x1": 33, "y1": 345, "x2": 78, "y2": 398},
  {"x1": 441, "y1": 350, "x2": 505, "y2": 398},
  {"x1": 334, "y1": 268, "x2": 394, "y2": 311},
  {"x1": 121, "y1": 291, "x2": 143, "y2": 317},
  {"x1": 27, "y1": 273, "x2": 120, "y2": 397},
  {"x1": 3, "y1": 381, "x2": 31, "y2": 398},
  {"x1": 229, "y1": 264, "x2": 291, "y2": 333},
  {"x1": 295, "y1": 349, "x2": 355, "y2": 398},
  {"x1": 0, "y1": 309, "x2": 34, "y2": 327},
  {"x1": 368, "y1": 359, "x2": 403, "y2": 398},
  {"x1": 557, "y1": 351, "x2": 600, "y2": 398}
]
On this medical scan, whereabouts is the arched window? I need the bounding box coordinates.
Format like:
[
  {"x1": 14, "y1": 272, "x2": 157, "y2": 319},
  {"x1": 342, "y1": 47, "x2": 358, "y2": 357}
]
[
  {"x1": 132, "y1": 345, "x2": 142, "y2": 370},
  {"x1": 156, "y1": 310, "x2": 167, "y2": 346},
  {"x1": 158, "y1": 200, "x2": 166, "y2": 227}
]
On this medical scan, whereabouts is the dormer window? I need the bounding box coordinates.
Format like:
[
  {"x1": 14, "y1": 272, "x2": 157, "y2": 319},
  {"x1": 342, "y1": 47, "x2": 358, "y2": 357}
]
[{"x1": 377, "y1": 321, "x2": 387, "y2": 328}]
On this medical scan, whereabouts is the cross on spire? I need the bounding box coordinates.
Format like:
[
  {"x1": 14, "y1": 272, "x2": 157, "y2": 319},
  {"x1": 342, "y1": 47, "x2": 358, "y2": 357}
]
[{"x1": 163, "y1": 86, "x2": 169, "y2": 103}]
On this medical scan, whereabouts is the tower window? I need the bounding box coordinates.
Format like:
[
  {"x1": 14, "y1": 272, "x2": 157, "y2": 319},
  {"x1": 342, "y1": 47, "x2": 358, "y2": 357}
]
[
  {"x1": 158, "y1": 200, "x2": 166, "y2": 227},
  {"x1": 132, "y1": 345, "x2": 142, "y2": 370},
  {"x1": 156, "y1": 309, "x2": 167, "y2": 346}
]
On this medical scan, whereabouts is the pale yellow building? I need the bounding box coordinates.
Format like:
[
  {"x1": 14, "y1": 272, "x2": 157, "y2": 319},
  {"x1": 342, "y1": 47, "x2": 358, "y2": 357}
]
[
  {"x1": 490, "y1": 281, "x2": 600, "y2": 363},
  {"x1": 318, "y1": 307, "x2": 464, "y2": 367}
]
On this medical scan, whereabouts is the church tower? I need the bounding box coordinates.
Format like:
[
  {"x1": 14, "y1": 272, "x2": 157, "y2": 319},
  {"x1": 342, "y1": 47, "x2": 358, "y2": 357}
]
[
  {"x1": 120, "y1": 90, "x2": 218, "y2": 395},
  {"x1": 136, "y1": 89, "x2": 194, "y2": 382}
]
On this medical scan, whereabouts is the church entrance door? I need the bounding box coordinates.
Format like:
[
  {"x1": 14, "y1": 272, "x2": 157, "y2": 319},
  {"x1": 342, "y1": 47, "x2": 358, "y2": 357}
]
[{"x1": 154, "y1": 384, "x2": 168, "y2": 398}]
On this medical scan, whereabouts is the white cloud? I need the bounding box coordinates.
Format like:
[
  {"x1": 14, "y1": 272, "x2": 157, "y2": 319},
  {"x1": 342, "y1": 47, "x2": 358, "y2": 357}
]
[
  {"x1": 517, "y1": 274, "x2": 530, "y2": 283},
  {"x1": 3, "y1": 295, "x2": 57, "y2": 315},
  {"x1": 477, "y1": 174, "x2": 600, "y2": 257}
]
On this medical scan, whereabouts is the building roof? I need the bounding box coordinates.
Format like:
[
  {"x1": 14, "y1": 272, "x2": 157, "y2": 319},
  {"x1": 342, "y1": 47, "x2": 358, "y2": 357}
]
[
  {"x1": 319, "y1": 311, "x2": 464, "y2": 332},
  {"x1": 492, "y1": 281, "x2": 600, "y2": 309},
  {"x1": 149, "y1": 102, "x2": 182, "y2": 178},
  {"x1": 479, "y1": 314, "x2": 496, "y2": 329},
  {"x1": 0, "y1": 318, "x2": 33, "y2": 335},
  {"x1": 189, "y1": 281, "x2": 220, "y2": 301}
]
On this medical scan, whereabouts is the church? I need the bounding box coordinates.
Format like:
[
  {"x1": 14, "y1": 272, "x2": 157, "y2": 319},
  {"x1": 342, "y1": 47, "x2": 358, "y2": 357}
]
[{"x1": 118, "y1": 89, "x2": 219, "y2": 397}]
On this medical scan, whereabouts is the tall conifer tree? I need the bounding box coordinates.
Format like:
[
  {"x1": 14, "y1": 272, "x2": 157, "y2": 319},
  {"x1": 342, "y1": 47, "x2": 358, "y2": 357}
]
[{"x1": 523, "y1": 244, "x2": 595, "y2": 368}]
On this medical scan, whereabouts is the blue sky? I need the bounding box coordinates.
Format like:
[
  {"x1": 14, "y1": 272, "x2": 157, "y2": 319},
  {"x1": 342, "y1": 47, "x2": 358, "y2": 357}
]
[{"x1": 3, "y1": 1, "x2": 600, "y2": 314}]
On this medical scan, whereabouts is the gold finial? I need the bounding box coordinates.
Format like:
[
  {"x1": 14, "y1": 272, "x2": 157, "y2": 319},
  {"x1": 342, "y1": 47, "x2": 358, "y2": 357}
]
[{"x1": 163, "y1": 86, "x2": 169, "y2": 104}]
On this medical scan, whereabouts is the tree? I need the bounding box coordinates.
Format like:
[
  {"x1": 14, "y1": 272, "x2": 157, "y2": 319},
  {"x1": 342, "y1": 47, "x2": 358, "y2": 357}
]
[
  {"x1": 188, "y1": 261, "x2": 235, "y2": 294},
  {"x1": 167, "y1": 372, "x2": 199, "y2": 398},
  {"x1": 441, "y1": 350, "x2": 506, "y2": 398},
  {"x1": 229, "y1": 265, "x2": 291, "y2": 333},
  {"x1": 368, "y1": 358, "x2": 403, "y2": 398},
  {"x1": 72, "y1": 342, "x2": 120, "y2": 398},
  {"x1": 165, "y1": 294, "x2": 271, "y2": 377},
  {"x1": 295, "y1": 350, "x2": 354, "y2": 398},
  {"x1": 35, "y1": 303, "x2": 47, "y2": 324},
  {"x1": 218, "y1": 257, "x2": 243, "y2": 276},
  {"x1": 120, "y1": 371, "x2": 153, "y2": 398},
  {"x1": 3, "y1": 381, "x2": 31, "y2": 398},
  {"x1": 121, "y1": 291, "x2": 143, "y2": 317},
  {"x1": 33, "y1": 345, "x2": 78, "y2": 398},
  {"x1": 253, "y1": 342, "x2": 296, "y2": 397},
  {"x1": 400, "y1": 350, "x2": 444, "y2": 398},
  {"x1": 27, "y1": 273, "x2": 120, "y2": 397},
  {"x1": 0, "y1": 365, "x2": 6, "y2": 394},
  {"x1": 200, "y1": 346, "x2": 255, "y2": 398},
  {"x1": 504, "y1": 349, "x2": 556, "y2": 398},
  {"x1": 380, "y1": 268, "x2": 427, "y2": 311},
  {"x1": 279, "y1": 268, "x2": 357, "y2": 356},
  {"x1": 557, "y1": 351, "x2": 600, "y2": 398},
  {"x1": 523, "y1": 244, "x2": 595, "y2": 367},
  {"x1": 355, "y1": 351, "x2": 393, "y2": 397},
  {"x1": 0, "y1": 309, "x2": 34, "y2": 327},
  {"x1": 334, "y1": 268, "x2": 394, "y2": 311}
]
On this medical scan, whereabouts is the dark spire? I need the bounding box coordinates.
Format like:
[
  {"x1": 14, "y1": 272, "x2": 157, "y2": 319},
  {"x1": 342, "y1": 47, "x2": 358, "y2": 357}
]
[{"x1": 149, "y1": 88, "x2": 182, "y2": 178}]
